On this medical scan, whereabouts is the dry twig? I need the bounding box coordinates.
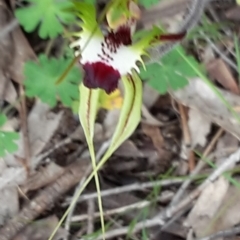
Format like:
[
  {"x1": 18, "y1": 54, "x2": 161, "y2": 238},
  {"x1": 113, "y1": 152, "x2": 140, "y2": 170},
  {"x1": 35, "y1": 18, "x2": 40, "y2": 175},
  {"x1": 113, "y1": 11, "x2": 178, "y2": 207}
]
[{"x1": 64, "y1": 178, "x2": 184, "y2": 205}]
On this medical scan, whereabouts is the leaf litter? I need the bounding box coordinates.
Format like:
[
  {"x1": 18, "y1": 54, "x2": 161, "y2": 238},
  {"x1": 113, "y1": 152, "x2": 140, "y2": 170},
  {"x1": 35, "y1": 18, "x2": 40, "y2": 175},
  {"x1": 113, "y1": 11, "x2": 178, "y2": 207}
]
[{"x1": 1, "y1": 0, "x2": 240, "y2": 240}]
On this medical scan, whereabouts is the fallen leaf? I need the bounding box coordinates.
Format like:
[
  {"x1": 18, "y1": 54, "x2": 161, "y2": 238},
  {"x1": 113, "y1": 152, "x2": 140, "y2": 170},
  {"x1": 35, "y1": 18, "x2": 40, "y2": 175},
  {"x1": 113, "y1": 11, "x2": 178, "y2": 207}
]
[
  {"x1": 4, "y1": 100, "x2": 63, "y2": 169},
  {"x1": 225, "y1": 6, "x2": 240, "y2": 20},
  {"x1": 142, "y1": 124, "x2": 164, "y2": 149},
  {"x1": 185, "y1": 176, "x2": 229, "y2": 238},
  {"x1": 170, "y1": 78, "x2": 240, "y2": 140},
  {"x1": 214, "y1": 132, "x2": 239, "y2": 161},
  {"x1": 142, "y1": 123, "x2": 173, "y2": 172},
  {"x1": 188, "y1": 108, "x2": 211, "y2": 148},
  {"x1": 0, "y1": 167, "x2": 26, "y2": 190},
  {"x1": 209, "y1": 184, "x2": 240, "y2": 234},
  {"x1": 207, "y1": 58, "x2": 239, "y2": 94},
  {"x1": 9, "y1": 16, "x2": 37, "y2": 84},
  {"x1": 0, "y1": 187, "x2": 19, "y2": 225},
  {"x1": 114, "y1": 140, "x2": 143, "y2": 158},
  {"x1": 0, "y1": 2, "x2": 17, "y2": 104},
  {"x1": 0, "y1": 76, "x2": 17, "y2": 105},
  {"x1": 141, "y1": 104, "x2": 164, "y2": 126}
]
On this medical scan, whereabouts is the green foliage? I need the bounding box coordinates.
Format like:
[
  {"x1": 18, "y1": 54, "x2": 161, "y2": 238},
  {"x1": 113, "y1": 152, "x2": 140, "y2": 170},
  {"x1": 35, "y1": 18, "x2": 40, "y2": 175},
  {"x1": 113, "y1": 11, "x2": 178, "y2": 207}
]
[
  {"x1": 24, "y1": 54, "x2": 82, "y2": 107},
  {"x1": 139, "y1": 0, "x2": 161, "y2": 8},
  {"x1": 187, "y1": 15, "x2": 227, "y2": 41},
  {"x1": 140, "y1": 46, "x2": 204, "y2": 94},
  {"x1": 15, "y1": 0, "x2": 74, "y2": 39},
  {"x1": 0, "y1": 114, "x2": 19, "y2": 157},
  {"x1": 83, "y1": 0, "x2": 96, "y2": 3}
]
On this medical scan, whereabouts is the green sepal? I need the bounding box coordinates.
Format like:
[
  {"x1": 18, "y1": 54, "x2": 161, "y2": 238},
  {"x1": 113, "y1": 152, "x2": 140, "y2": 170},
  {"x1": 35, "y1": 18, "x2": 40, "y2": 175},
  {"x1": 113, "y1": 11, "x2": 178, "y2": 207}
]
[
  {"x1": 99, "y1": 70, "x2": 142, "y2": 164},
  {"x1": 49, "y1": 73, "x2": 143, "y2": 240},
  {"x1": 78, "y1": 83, "x2": 105, "y2": 237},
  {"x1": 79, "y1": 83, "x2": 100, "y2": 140}
]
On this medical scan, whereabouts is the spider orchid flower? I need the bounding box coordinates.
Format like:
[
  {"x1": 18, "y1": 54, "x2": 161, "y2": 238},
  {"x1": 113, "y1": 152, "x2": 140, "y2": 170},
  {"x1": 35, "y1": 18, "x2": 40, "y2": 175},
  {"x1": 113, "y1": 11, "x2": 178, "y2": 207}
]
[
  {"x1": 70, "y1": 0, "x2": 185, "y2": 93},
  {"x1": 66, "y1": 2, "x2": 186, "y2": 238},
  {"x1": 70, "y1": 0, "x2": 185, "y2": 161},
  {"x1": 70, "y1": 1, "x2": 163, "y2": 94},
  {"x1": 70, "y1": 0, "x2": 186, "y2": 155}
]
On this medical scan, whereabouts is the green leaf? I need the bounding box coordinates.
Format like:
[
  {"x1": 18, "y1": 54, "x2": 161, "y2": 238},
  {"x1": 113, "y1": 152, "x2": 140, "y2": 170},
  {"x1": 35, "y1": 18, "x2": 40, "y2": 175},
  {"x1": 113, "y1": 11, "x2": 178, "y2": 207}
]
[
  {"x1": 0, "y1": 114, "x2": 19, "y2": 157},
  {"x1": 139, "y1": 0, "x2": 161, "y2": 8},
  {"x1": 140, "y1": 46, "x2": 204, "y2": 94},
  {"x1": 83, "y1": 0, "x2": 96, "y2": 4},
  {"x1": 15, "y1": 0, "x2": 74, "y2": 39},
  {"x1": 0, "y1": 114, "x2": 7, "y2": 126},
  {"x1": 24, "y1": 54, "x2": 82, "y2": 108}
]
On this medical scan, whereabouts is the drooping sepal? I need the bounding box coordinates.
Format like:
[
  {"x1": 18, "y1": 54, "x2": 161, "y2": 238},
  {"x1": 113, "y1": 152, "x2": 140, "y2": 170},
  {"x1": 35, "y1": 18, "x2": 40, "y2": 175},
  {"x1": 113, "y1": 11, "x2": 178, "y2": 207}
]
[
  {"x1": 78, "y1": 83, "x2": 106, "y2": 237},
  {"x1": 79, "y1": 83, "x2": 100, "y2": 141},
  {"x1": 100, "y1": 70, "x2": 142, "y2": 162}
]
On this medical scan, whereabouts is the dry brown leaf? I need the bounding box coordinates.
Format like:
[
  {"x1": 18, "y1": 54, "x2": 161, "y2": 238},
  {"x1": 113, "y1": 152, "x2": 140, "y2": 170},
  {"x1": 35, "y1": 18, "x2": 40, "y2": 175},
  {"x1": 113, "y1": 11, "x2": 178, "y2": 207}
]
[
  {"x1": 9, "y1": 27, "x2": 36, "y2": 83},
  {"x1": 207, "y1": 58, "x2": 239, "y2": 94},
  {"x1": 0, "y1": 76, "x2": 17, "y2": 105},
  {"x1": 0, "y1": 2, "x2": 17, "y2": 104},
  {"x1": 170, "y1": 78, "x2": 240, "y2": 140},
  {"x1": 185, "y1": 176, "x2": 229, "y2": 238},
  {"x1": 114, "y1": 140, "x2": 143, "y2": 158},
  {"x1": 141, "y1": 124, "x2": 173, "y2": 172},
  {"x1": 142, "y1": 124, "x2": 164, "y2": 152},
  {"x1": 0, "y1": 0, "x2": 35, "y2": 85},
  {"x1": 225, "y1": 6, "x2": 240, "y2": 20},
  {"x1": 0, "y1": 167, "x2": 26, "y2": 190},
  {"x1": 141, "y1": 104, "x2": 164, "y2": 126},
  {"x1": 0, "y1": 2, "x2": 13, "y2": 71},
  {"x1": 185, "y1": 184, "x2": 240, "y2": 238},
  {"x1": 4, "y1": 100, "x2": 63, "y2": 169},
  {"x1": 214, "y1": 132, "x2": 239, "y2": 161},
  {"x1": 209, "y1": 185, "x2": 240, "y2": 235},
  {"x1": 188, "y1": 108, "x2": 211, "y2": 148},
  {"x1": 0, "y1": 187, "x2": 19, "y2": 225}
]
